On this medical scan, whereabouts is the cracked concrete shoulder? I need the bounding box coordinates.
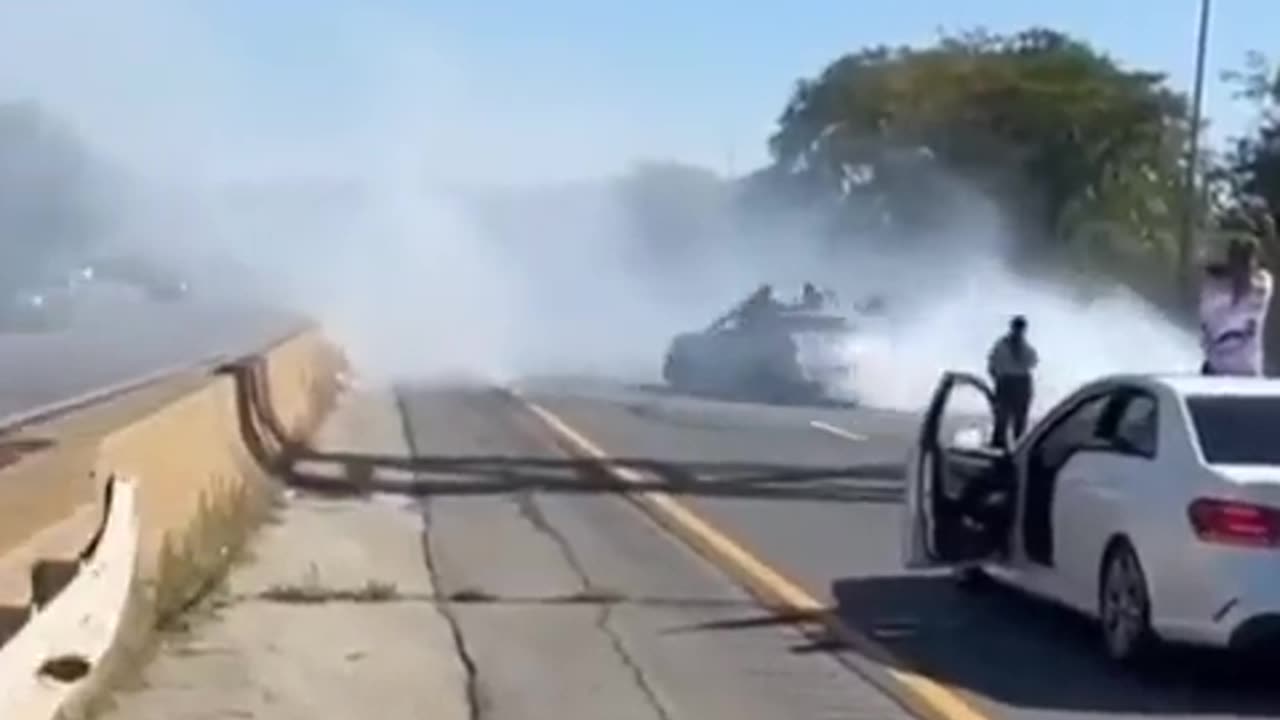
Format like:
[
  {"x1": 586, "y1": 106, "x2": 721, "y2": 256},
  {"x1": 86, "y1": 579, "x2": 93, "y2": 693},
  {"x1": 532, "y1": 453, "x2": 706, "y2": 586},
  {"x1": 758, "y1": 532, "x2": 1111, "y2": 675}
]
[
  {"x1": 512, "y1": 488, "x2": 675, "y2": 720},
  {"x1": 397, "y1": 388, "x2": 487, "y2": 720},
  {"x1": 420, "y1": 495, "x2": 485, "y2": 720},
  {"x1": 401, "y1": 387, "x2": 673, "y2": 720}
]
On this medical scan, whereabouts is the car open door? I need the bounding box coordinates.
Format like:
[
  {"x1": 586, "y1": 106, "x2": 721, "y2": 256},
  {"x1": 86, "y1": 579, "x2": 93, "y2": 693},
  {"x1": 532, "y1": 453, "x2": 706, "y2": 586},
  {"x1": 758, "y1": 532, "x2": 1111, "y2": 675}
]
[{"x1": 902, "y1": 371, "x2": 1015, "y2": 569}]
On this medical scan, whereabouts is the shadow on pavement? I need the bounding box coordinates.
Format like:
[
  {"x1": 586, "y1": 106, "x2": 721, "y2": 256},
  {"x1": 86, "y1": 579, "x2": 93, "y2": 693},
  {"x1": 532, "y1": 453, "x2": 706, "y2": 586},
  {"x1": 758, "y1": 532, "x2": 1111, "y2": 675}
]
[
  {"x1": 0, "y1": 437, "x2": 55, "y2": 470},
  {"x1": 829, "y1": 573, "x2": 1280, "y2": 716},
  {"x1": 219, "y1": 359, "x2": 902, "y2": 507},
  {"x1": 661, "y1": 609, "x2": 825, "y2": 635},
  {"x1": 283, "y1": 451, "x2": 904, "y2": 504}
]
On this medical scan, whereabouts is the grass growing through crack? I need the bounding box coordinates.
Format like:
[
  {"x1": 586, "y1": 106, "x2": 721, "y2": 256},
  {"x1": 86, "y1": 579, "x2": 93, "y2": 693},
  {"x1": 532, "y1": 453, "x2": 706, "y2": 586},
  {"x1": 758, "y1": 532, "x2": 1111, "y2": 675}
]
[
  {"x1": 260, "y1": 580, "x2": 400, "y2": 604},
  {"x1": 260, "y1": 564, "x2": 401, "y2": 604},
  {"x1": 153, "y1": 473, "x2": 282, "y2": 627},
  {"x1": 564, "y1": 587, "x2": 627, "y2": 604},
  {"x1": 439, "y1": 586, "x2": 628, "y2": 605},
  {"x1": 445, "y1": 587, "x2": 496, "y2": 603}
]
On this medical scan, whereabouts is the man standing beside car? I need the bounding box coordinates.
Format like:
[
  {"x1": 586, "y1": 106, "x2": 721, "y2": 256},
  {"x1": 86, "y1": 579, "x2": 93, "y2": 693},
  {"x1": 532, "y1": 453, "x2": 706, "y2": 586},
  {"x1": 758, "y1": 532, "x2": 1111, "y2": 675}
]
[{"x1": 987, "y1": 315, "x2": 1038, "y2": 446}]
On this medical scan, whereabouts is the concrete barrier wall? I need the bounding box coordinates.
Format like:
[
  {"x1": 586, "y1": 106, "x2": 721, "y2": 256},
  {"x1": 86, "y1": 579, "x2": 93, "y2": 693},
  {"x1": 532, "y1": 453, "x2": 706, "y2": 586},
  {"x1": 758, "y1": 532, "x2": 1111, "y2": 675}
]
[
  {"x1": 96, "y1": 372, "x2": 263, "y2": 590},
  {"x1": 95, "y1": 327, "x2": 347, "y2": 612},
  {"x1": 0, "y1": 324, "x2": 348, "y2": 720}
]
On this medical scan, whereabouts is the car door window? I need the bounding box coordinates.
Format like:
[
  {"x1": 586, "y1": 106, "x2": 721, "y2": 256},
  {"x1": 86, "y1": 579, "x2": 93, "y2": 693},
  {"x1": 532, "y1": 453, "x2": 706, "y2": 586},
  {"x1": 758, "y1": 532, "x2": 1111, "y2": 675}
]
[
  {"x1": 1105, "y1": 392, "x2": 1158, "y2": 458},
  {"x1": 1031, "y1": 393, "x2": 1111, "y2": 471},
  {"x1": 1022, "y1": 393, "x2": 1112, "y2": 566}
]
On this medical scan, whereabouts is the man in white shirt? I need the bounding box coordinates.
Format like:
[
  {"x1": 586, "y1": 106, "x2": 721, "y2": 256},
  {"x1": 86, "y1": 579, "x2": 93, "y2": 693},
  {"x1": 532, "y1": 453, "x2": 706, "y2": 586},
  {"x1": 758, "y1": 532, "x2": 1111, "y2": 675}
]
[{"x1": 1199, "y1": 235, "x2": 1274, "y2": 376}]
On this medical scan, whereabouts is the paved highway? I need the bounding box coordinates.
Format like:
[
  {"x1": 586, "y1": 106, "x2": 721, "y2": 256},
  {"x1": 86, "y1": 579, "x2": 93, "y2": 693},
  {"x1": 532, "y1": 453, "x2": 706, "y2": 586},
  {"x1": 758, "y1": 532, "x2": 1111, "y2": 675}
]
[
  {"x1": 394, "y1": 385, "x2": 917, "y2": 719},
  {"x1": 510, "y1": 375, "x2": 1280, "y2": 720},
  {"x1": 0, "y1": 297, "x2": 304, "y2": 419},
  {"x1": 31, "y1": 298, "x2": 1278, "y2": 720}
]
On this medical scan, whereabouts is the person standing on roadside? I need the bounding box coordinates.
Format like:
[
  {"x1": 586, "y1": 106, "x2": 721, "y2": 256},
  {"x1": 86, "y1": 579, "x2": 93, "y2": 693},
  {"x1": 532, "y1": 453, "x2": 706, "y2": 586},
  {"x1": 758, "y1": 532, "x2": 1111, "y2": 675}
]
[
  {"x1": 987, "y1": 315, "x2": 1038, "y2": 446},
  {"x1": 1199, "y1": 222, "x2": 1275, "y2": 377}
]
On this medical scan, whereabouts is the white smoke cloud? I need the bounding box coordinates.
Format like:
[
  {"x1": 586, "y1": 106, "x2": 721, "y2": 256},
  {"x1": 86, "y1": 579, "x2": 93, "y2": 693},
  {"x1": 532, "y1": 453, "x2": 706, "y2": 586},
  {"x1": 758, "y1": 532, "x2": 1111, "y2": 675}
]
[
  {"x1": 0, "y1": 1, "x2": 1201, "y2": 410},
  {"x1": 843, "y1": 254, "x2": 1200, "y2": 414},
  {"x1": 817, "y1": 179, "x2": 1200, "y2": 413}
]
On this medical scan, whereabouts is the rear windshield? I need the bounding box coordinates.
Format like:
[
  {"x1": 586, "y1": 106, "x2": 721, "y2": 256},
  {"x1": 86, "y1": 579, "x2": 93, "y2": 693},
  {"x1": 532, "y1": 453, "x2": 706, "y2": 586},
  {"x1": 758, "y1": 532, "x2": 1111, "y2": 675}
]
[{"x1": 1185, "y1": 395, "x2": 1280, "y2": 465}]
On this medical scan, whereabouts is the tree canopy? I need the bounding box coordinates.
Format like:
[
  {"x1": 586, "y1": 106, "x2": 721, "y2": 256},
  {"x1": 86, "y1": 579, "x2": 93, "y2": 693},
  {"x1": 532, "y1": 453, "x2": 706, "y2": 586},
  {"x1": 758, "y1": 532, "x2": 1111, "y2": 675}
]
[
  {"x1": 1221, "y1": 52, "x2": 1280, "y2": 240},
  {"x1": 764, "y1": 28, "x2": 1191, "y2": 281},
  {"x1": 11, "y1": 24, "x2": 1280, "y2": 329}
]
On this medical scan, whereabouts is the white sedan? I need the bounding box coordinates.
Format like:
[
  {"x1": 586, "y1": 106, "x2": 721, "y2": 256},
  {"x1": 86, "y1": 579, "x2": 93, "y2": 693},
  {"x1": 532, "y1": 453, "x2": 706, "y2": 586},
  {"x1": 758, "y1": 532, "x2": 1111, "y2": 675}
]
[{"x1": 902, "y1": 371, "x2": 1280, "y2": 664}]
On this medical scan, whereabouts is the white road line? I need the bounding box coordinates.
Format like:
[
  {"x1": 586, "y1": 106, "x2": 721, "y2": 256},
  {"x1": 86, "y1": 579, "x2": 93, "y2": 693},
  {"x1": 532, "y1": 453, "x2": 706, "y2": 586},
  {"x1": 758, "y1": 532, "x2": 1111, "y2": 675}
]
[{"x1": 809, "y1": 420, "x2": 868, "y2": 442}]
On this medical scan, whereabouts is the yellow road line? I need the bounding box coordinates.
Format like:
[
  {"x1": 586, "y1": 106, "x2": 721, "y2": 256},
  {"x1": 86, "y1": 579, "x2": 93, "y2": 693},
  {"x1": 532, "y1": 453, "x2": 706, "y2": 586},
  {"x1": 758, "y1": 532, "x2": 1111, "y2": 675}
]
[
  {"x1": 510, "y1": 388, "x2": 993, "y2": 720},
  {"x1": 809, "y1": 419, "x2": 869, "y2": 442}
]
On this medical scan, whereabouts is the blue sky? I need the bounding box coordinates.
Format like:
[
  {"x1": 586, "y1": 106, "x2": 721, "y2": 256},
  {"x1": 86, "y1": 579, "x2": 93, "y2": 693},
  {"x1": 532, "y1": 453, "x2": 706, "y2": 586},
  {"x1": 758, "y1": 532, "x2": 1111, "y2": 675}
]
[{"x1": 46, "y1": 0, "x2": 1280, "y2": 182}]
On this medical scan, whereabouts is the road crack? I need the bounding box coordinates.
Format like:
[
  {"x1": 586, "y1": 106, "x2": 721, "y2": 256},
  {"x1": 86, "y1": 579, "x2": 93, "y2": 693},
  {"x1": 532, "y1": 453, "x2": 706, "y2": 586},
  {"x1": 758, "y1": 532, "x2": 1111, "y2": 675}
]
[
  {"x1": 513, "y1": 488, "x2": 674, "y2": 720},
  {"x1": 398, "y1": 388, "x2": 486, "y2": 720},
  {"x1": 596, "y1": 600, "x2": 675, "y2": 720},
  {"x1": 421, "y1": 494, "x2": 485, "y2": 720},
  {"x1": 397, "y1": 388, "x2": 672, "y2": 720}
]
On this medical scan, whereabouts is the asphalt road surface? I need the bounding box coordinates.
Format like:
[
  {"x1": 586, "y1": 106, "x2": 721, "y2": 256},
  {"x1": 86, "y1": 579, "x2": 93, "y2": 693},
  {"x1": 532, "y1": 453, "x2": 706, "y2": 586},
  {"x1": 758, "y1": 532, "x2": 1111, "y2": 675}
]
[
  {"x1": 389, "y1": 385, "x2": 917, "y2": 720},
  {"x1": 508, "y1": 375, "x2": 1280, "y2": 720},
  {"x1": 0, "y1": 297, "x2": 304, "y2": 419}
]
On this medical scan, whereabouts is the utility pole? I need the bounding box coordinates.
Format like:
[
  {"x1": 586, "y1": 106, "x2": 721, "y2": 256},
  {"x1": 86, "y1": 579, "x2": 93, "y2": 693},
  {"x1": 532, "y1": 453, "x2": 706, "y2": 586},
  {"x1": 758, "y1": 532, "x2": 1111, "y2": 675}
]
[{"x1": 1179, "y1": 0, "x2": 1212, "y2": 295}]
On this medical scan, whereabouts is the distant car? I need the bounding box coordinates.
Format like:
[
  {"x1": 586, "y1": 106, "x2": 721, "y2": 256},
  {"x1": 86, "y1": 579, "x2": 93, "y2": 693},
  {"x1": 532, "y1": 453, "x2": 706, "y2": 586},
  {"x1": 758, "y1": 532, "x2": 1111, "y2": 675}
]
[
  {"x1": 78, "y1": 254, "x2": 190, "y2": 302},
  {"x1": 903, "y1": 371, "x2": 1280, "y2": 664},
  {"x1": 0, "y1": 283, "x2": 74, "y2": 332},
  {"x1": 662, "y1": 296, "x2": 859, "y2": 404}
]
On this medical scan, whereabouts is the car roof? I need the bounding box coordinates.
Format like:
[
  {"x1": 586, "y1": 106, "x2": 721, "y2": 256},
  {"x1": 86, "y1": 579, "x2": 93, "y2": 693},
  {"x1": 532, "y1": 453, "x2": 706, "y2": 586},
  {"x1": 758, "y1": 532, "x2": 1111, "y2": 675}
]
[{"x1": 1101, "y1": 373, "x2": 1280, "y2": 399}]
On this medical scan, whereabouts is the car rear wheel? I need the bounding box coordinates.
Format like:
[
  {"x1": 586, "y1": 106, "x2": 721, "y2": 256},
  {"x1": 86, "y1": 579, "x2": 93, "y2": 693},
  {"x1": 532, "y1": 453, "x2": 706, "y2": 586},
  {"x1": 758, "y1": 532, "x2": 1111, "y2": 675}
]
[{"x1": 1098, "y1": 540, "x2": 1155, "y2": 664}]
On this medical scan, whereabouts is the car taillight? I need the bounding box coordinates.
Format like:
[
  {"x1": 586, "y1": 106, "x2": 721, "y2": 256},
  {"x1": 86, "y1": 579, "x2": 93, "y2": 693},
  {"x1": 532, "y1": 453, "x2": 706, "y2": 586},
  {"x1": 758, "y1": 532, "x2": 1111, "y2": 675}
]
[{"x1": 1188, "y1": 498, "x2": 1280, "y2": 547}]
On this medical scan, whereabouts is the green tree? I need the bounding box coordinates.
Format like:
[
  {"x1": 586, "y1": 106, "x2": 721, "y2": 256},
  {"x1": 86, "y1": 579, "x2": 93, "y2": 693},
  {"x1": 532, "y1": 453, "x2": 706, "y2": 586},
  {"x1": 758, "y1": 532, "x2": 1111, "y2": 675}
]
[
  {"x1": 1217, "y1": 52, "x2": 1280, "y2": 370},
  {"x1": 1221, "y1": 52, "x2": 1280, "y2": 237},
  {"x1": 766, "y1": 28, "x2": 1190, "y2": 277}
]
